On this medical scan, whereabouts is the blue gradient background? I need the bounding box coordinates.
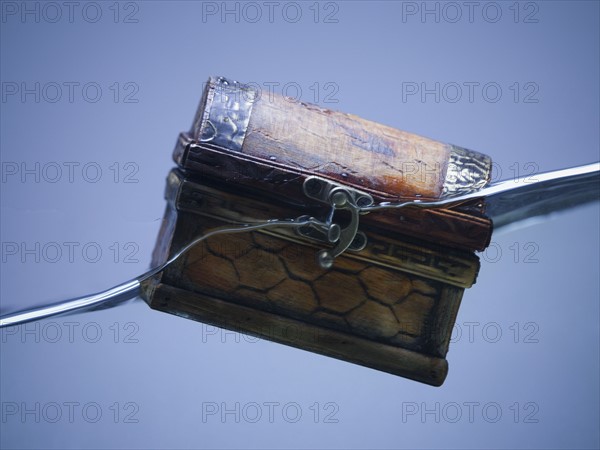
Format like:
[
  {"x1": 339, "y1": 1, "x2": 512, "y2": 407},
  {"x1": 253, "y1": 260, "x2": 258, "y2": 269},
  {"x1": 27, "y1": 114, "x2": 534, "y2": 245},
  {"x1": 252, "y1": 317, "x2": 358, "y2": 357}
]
[{"x1": 1, "y1": 1, "x2": 598, "y2": 448}]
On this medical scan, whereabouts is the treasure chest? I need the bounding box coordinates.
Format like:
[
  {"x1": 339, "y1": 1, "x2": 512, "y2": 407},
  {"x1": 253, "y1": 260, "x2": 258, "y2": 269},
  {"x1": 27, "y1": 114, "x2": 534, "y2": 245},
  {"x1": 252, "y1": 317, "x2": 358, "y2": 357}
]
[{"x1": 141, "y1": 76, "x2": 493, "y2": 386}]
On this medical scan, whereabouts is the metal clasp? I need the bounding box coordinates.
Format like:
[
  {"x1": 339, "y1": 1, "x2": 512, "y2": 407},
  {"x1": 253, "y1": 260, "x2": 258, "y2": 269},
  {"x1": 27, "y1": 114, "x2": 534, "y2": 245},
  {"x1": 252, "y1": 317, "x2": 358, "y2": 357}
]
[{"x1": 298, "y1": 176, "x2": 373, "y2": 269}]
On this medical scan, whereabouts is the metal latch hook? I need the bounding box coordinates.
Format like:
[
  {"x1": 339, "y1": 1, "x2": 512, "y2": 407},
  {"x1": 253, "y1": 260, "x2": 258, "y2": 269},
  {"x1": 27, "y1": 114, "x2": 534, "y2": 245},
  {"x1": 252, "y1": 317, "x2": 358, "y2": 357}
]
[{"x1": 300, "y1": 176, "x2": 373, "y2": 269}]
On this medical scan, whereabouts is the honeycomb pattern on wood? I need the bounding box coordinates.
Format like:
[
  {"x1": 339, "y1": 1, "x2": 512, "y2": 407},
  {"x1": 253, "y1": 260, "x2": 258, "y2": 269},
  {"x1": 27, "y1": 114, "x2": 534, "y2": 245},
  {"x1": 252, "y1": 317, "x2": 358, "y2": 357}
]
[{"x1": 180, "y1": 229, "x2": 441, "y2": 351}]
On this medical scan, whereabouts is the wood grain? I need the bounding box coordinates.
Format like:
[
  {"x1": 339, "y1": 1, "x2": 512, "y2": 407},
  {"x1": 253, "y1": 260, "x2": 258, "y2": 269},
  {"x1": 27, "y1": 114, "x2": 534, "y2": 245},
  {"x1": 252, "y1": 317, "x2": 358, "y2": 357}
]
[
  {"x1": 186, "y1": 76, "x2": 492, "y2": 201},
  {"x1": 244, "y1": 96, "x2": 455, "y2": 199}
]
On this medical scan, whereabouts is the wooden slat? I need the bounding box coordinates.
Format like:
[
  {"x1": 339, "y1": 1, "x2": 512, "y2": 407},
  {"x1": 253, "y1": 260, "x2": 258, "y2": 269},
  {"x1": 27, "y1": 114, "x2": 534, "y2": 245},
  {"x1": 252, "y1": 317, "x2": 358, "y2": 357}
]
[{"x1": 143, "y1": 282, "x2": 449, "y2": 386}]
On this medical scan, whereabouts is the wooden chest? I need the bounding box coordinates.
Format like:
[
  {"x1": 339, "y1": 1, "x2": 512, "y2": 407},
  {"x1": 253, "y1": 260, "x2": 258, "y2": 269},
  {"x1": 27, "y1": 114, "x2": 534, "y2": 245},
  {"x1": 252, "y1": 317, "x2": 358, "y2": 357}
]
[{"x1": 141, "y1": 76, "x2": 493, "y2": 386}]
